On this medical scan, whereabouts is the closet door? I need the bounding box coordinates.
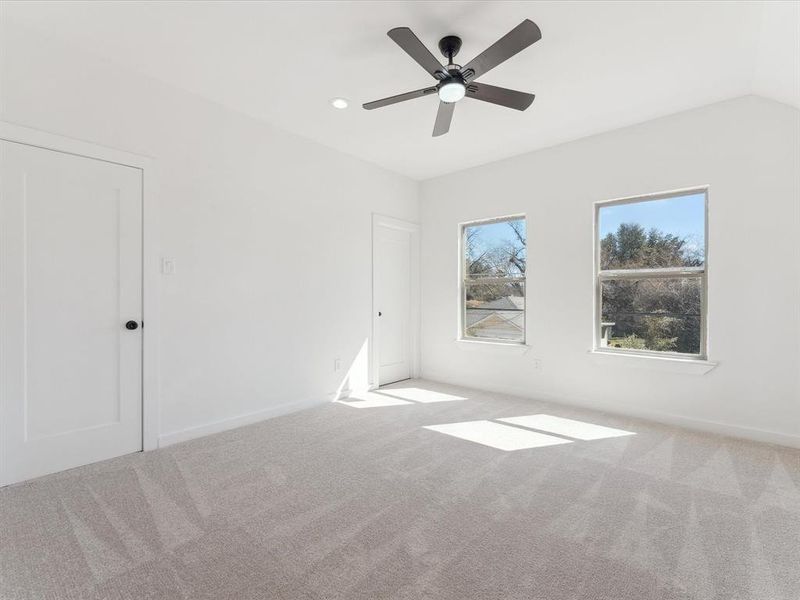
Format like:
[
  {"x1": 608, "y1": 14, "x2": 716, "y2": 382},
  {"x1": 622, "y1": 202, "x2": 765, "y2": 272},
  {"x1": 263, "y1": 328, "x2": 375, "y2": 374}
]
[{"x1": 1, "y1": 141, "x2": 143, "y2": 485}]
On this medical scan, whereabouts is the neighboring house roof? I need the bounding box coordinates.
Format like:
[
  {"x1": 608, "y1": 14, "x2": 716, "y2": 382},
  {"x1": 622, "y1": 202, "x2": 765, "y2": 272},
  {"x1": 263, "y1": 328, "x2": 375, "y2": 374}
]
[
  {"x1": 477, "y1": 296, "x2": 524, "y2": 311},
  {"x1": 466, "y1": 296, "x2": 524, "y2": 339}
]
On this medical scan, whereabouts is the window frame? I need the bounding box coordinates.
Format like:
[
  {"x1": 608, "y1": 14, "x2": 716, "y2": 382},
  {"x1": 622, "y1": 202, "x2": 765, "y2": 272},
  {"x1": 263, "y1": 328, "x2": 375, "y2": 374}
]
[
  {"x1": 459, "y1": 214, "x2": 527, "y2": 345},
  {"x1": 593, "y1": 187, "x2": 709, "y2": 360}
]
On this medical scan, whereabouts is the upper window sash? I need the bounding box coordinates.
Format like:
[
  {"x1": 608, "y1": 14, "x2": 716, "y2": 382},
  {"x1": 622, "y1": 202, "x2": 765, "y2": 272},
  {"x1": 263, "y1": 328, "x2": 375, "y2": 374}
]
[
  {"x1": 462, "y1": 214, "x2": 525, "y2": 228},
  {"x1": 598, "y1": 266, "x2": 704, "y2": 280}
]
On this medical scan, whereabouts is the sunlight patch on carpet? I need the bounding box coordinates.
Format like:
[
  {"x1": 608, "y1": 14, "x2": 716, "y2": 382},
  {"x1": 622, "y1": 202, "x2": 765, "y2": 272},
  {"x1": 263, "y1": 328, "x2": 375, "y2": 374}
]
[
  {"x1": 424, "y1": 420, "x2": 573, "y2": 451},
  {"x1": 499, "y1": 414, "x2": 636, "y2": 441}
]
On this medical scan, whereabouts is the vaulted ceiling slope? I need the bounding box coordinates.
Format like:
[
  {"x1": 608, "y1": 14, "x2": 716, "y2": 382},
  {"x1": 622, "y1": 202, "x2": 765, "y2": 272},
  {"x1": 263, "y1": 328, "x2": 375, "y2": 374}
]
[{"x1": 3, "y1": 1, "x2": 798, "y2": 180}]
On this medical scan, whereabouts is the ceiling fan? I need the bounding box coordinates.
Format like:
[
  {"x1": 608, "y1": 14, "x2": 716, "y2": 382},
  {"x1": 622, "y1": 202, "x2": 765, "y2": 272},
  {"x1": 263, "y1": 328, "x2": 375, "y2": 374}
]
[{"x1": 363, "y1": 20, "x2": 541, "y2": 137}]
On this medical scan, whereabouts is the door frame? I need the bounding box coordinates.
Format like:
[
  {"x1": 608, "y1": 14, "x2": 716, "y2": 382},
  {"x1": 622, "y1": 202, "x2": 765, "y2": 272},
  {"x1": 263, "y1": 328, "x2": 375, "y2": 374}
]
[
  {"x1": 371, "y1": 213, "x2": 421, "y2": 388},
  {"x1": 0, "y1": 122, "x2": 160, "y2": 481}
]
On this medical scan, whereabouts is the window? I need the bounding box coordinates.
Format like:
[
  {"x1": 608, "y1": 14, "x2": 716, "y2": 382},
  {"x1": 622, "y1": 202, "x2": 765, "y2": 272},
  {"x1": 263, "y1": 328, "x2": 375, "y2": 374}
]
[
  {"x1": 461, "y1": 216, "x2": 526, "y2": 344},
  {"x1": 595, "y1": 189, "x2": 707, "y2": 358}
]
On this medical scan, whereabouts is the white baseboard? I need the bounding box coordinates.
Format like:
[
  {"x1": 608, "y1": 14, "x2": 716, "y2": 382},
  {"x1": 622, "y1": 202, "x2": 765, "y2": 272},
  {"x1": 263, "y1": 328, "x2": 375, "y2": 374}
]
[
  {"x1": 158, "y1": 396, "x2": 330, "y2": 448},
  {"x1": 422, "y1": 371, "x2": 800, "y2": 449}
]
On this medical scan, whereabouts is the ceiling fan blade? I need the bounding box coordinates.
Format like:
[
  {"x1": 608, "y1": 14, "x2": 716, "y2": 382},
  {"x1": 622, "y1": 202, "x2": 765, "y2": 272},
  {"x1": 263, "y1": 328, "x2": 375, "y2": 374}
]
[
  {"x1": 466, "y1": 82, "x2": 535, "y2": 111},
  {"x1": 432, "y1": 101, "x2": 455, "y2": 137},
  {"x1": 461, "y1": 19, "x2": 541, "y2": 81},
  {"x1": 388, "y1": 27, "x2": 447, "y2": 79},
  {"x1": 363, "y1": 87, "x2": 438, "y2": 110}
]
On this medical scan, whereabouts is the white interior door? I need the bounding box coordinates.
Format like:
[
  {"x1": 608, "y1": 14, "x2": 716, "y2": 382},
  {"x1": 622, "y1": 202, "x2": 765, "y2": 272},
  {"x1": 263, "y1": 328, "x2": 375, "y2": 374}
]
[
  {"x1": 374, "y1": 220, "x2": 414, "y2": 386},
  {"x1": 0, "y1": 141, "x2": 143, "y2": 485}
]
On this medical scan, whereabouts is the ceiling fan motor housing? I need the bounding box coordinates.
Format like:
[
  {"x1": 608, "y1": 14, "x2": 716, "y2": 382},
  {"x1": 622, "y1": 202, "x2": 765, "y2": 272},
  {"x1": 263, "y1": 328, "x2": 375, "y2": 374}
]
[
  {"x1": 436, "y1": 36, "x2": 466, "y2": 103},
  {"x1": 438, "y1": 35, "x2": 462, "y2": 62}
]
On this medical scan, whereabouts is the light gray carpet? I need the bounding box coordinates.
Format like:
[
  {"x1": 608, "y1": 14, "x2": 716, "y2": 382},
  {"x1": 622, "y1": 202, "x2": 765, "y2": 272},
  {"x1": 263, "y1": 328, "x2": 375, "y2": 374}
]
[{"x1": 1, "y1": 379, "x2": 798, "y2": 600}]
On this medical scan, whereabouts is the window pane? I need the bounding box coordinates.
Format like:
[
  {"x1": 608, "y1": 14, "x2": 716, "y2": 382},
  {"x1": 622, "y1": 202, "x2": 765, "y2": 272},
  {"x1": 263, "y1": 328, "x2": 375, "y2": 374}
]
[
  {"x1": 599, "y1": 193, "x2": 705, "y2": 270},
  {"x1": 465, "y1": 282, "x2": 524, "y2": 342},
  {"x1": 601, "y1": 278, "x2": 702, "y2": 354},
  {"x1": 465, "y1": 219, "x2": 526, "y2": 279}
]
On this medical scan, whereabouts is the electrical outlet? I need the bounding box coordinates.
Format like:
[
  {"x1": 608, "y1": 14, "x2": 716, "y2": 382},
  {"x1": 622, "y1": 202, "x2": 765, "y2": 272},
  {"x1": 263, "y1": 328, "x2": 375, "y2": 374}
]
[
  {"x1": 161, "y1": 258, "x2": 176, "y2": 275},
  {"x1": 531, "y1": 358, "x2": 542, "y2": 371},
  {"x1": 334, "y1": 358, "x2": 341, "y2": 372}
]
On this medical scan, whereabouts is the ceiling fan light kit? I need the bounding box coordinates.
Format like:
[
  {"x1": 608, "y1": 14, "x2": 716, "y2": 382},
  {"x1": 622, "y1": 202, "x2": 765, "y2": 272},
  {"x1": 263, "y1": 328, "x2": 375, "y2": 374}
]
[
  {"x1": 363, "y1": 20, "x2": 541, "y2": 137},
  {"x1": 438, "y1": 80, "x2": 466, "y2": 103}
]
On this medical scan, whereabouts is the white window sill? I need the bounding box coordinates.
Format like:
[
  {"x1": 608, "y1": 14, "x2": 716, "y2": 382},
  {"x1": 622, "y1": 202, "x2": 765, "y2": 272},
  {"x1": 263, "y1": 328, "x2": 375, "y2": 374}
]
[
  {"x1": 455, "y1": 339, "x2": 531, "y2": 355},
  {"x1": 589, "y1": 349, "x2": 717, "y2": 375}
]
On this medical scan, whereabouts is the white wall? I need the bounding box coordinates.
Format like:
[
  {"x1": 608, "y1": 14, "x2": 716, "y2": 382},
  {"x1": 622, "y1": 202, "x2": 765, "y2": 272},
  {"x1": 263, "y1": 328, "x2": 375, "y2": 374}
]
[
  {"x1": 421, "y1": 96, "x2": 800, "y2": 447},
  {"x1": 1, "y1": 24, "x2": 419, "y2": 444}
]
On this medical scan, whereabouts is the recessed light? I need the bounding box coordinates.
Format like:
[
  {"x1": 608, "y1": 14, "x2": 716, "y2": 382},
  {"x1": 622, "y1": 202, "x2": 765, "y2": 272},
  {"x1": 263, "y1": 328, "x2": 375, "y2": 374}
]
[{"x1": 330, "y1": 97, "x2": 349, "y2": 109}]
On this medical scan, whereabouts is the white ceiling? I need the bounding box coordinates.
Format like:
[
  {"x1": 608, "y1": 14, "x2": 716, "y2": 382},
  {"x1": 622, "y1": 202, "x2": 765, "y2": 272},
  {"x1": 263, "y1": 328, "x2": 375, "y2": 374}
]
[{"x1": 4, "y1": 1, "x2": 799, "y2": 180}]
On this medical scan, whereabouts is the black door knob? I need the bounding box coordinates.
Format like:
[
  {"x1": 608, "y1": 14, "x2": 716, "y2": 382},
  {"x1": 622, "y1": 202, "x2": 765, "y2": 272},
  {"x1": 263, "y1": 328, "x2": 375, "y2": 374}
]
[
  {"x1": 125, "y1": 320, "x2": 139, "y2": 330},
  {"x1": 378, "y1": 312, "x2": 382, "y2": 317}
]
